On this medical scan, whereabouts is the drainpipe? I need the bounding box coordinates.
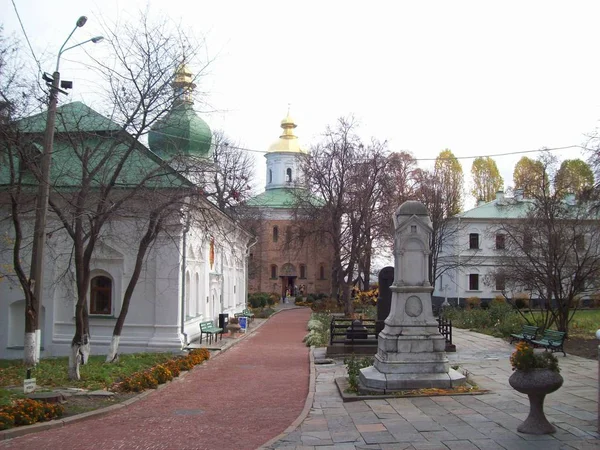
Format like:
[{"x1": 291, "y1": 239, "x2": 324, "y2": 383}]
[
  {"x1": 245, "y1": 237, "x2": 258, "y2": 307},
  {"x1": 456, "y1": 216, "x2": 461, "y2": 307},
  {"x1": 180, "y1": 218, "x2": 191, "y2": 346},
  {"x1": 220, "y1": 244, "x2": 224, "y2": 313}
]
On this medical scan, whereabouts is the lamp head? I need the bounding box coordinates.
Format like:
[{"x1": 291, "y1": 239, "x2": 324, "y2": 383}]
[
  {"x1": 91, "y1": 36, "x2": 104, "y2": 44},
  {"x1": 76, "y1": 16, "x2": 88, "y2": 27}
]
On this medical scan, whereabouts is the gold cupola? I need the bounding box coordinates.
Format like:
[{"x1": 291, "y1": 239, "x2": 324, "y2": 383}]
[
  {"x1": 172, "y1": 63, "x2": 196, "y2": 104},
  {"x1": 267, "y1": 110, "x2": 305, "y2": 153}
]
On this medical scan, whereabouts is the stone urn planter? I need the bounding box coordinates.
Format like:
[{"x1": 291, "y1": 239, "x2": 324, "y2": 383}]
[
  {"x1": 226, "y1": 319, "x2": 241, "y2": 338},
  {"x1": 509, "y1": 368, "x2": 563, "y2": 434}
]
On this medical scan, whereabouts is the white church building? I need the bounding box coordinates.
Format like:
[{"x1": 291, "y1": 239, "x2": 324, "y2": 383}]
[{"x1": 0, "y1": 67, "x2": 252, "y2": 359}]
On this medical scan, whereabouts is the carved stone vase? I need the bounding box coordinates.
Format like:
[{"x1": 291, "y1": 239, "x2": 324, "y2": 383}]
[{"x1": 508, "y1": 369, "x2": 563, "y2": 434}]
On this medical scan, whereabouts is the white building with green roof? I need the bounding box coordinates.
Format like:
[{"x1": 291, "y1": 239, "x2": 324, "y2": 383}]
[
  {"x1": 432, "y1": 190, "x2": 538, "y2": 306},
  {"x1": 0, "y1": 68, "x2": 252, "y2": 360}
]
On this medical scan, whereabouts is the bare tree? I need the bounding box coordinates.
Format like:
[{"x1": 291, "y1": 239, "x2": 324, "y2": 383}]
[
  {"x1": 204, "y1": 129, "x2": 255, "y2": 210},
  {"x1": 294, "y1": 117, "x2": 390, "y2": 314},
  {"x1": 379, "y1": 151, "x2": 418, "y2": 242},
  {"x1": 0, "y1": 27, "x2": 47, "y2": 368},
  {"x1": 414, "y1": 149, "x2": 466, "y2": 285},
  {"x1": 490, "y1": 153, "x2": 600, "y2": 334},
  {"x1": 2, "y1": 12, "x2": 214, "y2": 379}
]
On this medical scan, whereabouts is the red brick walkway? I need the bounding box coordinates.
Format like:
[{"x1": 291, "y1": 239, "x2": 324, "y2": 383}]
[{"x1": 1, "y1": 308, "x2": 311, "y2": 450}]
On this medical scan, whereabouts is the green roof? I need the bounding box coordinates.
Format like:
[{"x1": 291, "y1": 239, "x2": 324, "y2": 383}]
[
  {"x1": 17, "y1": 101, "x2": 121, "y2": 133},
  {"x1": 460, "y1": 198, "x2": 534, "y2": 220},
  {"x1": 148, "y1": 102, "x2": 212, "y2": 159},
  {"x1": 246, "y1": 188, "x2": 299, "y2": 208},
  {"x1": 1, "y1": 102, "x2": 193, "y2": 190}
]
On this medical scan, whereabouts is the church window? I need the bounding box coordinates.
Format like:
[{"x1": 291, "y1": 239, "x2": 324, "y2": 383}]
[
  {"x1": 286, "y1": 226, "x2": 292, "y2": 243},
  {"x1": 319, "y1": 264, "x2": 325, "y2": 280},
  {"x1": 286, "y1": 168, "x2": 292, "y2": 182},
  {"x1": 90, "y1": 275, "x2": 112, "y2": 315},
  {"x1": 270, "y1": 265, "x2": 278, "y2": 279},
  {"x1": 495, "y1": 274, "x2": 506, "y2": 291},
  {"x1": 496, "y1": 234, "x2": 505, "y2": 250},
  {"x1": 468, "y1": 273, "x2": 479, "y2": 291},
  {"x1": 269, "y1": 169, "x2": 273, "y2": 184},
  {"x1": 300, "y1": 264, "x2": 306, "y2": 279},
  {"x1": 273, "y1": 226, "x2": 279, "y2": 242},
  {"x1": 469, "y1": 233, "x2": 479, "y2": 249}
]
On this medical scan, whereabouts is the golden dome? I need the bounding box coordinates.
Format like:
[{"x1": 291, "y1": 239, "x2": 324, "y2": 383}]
[{"x1": 268, "y1": 112, "x2": 305, "y2": 153}]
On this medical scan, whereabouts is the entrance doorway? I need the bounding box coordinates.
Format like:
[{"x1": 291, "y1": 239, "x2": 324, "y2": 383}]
[{"x1": 281, "y1": 276, "x2": 297, "y2": 300}]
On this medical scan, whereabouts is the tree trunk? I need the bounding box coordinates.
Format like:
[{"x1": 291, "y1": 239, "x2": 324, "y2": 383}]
[
  {"x1": 106, "y1": 213, "x2": 162, "y2": 363},
  {"x1": 106, "y1": 335, "x2": 120, "y2": 363}
]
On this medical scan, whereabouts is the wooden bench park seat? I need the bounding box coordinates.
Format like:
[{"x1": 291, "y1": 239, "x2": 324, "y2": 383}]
[
  {"x1": 530, "y1": 330, "x2": 567, "y2": 357},
  {"x1": 199, "y1": 320, "x2": 223, "y2": 344},
  {"x1": 510, "y1": 325, "x2": 540, "y2": 344},
  {"x1": 235, "y1": 308, "x2": 255, "y2": 322}
]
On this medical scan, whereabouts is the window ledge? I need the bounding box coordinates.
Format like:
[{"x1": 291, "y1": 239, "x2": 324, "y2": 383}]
[
  {"x1": 88, "y1": 315, "x2": 116, "y2": 319},
  {"x1": 466, "y1": 290, "x2": 482, "y2": 293}
]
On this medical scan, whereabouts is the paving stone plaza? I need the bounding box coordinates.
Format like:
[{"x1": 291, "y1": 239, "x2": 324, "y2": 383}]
[{"x1": 266, "y1": 329, "x2": 599, "y2": 450}]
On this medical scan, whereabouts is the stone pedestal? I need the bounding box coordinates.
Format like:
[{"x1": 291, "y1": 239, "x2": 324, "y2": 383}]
[{"x1": 359, "y1": 201, "x2": 466, "y2": 393}]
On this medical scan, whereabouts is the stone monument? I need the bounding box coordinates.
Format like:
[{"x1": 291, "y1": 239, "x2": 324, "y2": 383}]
[{"x1": 359, "y1": 201, "x2": 465, "y2": 393}]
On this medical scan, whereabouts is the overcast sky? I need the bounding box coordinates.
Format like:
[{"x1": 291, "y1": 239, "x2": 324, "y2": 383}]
[{"x1": 4, "y1": 0, "x2": 600, "y2": 208}]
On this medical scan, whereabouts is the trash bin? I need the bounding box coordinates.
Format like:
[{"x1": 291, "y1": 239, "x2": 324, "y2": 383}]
[{"x1": 218, "y1": 313, "x2": 229, "y2": 330}]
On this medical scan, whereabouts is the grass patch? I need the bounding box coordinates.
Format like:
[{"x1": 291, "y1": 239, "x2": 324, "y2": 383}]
[
  {"x1": 443, "y1": 305, "x2": 600, "y2": 339},
  {"x1": 0, "y1": 352, "x2": 175, "y2": 392}
]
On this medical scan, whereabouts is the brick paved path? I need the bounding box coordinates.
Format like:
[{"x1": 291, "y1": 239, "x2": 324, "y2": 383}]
[{"x1": 0, "y1": 308, "x2": 311, "y2": 450}]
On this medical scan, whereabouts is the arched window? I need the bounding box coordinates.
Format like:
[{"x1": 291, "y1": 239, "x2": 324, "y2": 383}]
[
  {"x1": 319, "y1": 264, "x2": 325, "y2": 280},
  {"x1": 286, "y1": 168, "x2": 292, "y2": 182},
  {"x1": 90, "y1": 276, "x2": 112, "y2": 315},
  {"x1": 300, "y1": 264, "x2": 306, "y2": 279},
  {"x1": 269, "y1": 169, "x2": 273, "y2": 184},
  {"x1": 273, "y1": 226, "x2": 279, "y2": 242},
  {"x1": 270, "y1": 265, "x2": 278, "y2": 279}
]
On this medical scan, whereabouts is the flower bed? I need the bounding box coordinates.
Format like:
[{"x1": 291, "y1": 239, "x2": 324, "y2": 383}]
[
  {"x1": 113, "y1": 348, "x2": 210, "y2": 393},
  {"x1": 0, "y1": 398, "x2": 64, "y2": 430}
]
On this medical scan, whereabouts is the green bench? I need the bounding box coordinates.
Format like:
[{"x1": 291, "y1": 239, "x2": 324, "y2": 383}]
[
  {"x1": 199, "y1": 320, "x2": 223, "y2": 344},
  {"x1": 235, "y1": 308, "x2": 255, "y2": 323},
  {"x1": 530, "y1": 330, "x2": 567, "y2": 356},
  {"x1": 510, "y1": 325, "x2": 540, "y2": 344}
]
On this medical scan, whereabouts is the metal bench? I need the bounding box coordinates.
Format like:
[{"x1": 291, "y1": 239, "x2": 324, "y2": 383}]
[
  {"x1": 235, "y1": 308, "x2": 255, "y2": 323},
  {"x1": 530, "y1": 330, "x2": 566, "y2": 356},
  {"x1": 199, "y1": 320, "x2": 223, "y2": 344},
  {"x1": 510, "y1": 325, "x2": 540, "y2": 344}
]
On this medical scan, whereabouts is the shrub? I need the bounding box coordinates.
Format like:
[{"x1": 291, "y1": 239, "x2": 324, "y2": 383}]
[
  {"x1": 164, "y1": 360, "x2": 181, "y2": 378},
  {"x1": 248, "y1": 292, "x2": 269, "y2": 308},
  {"x1": 303, "y1": 313, "x2": 331, "y2": 347},
  {"x1": 0, "y1": 398, "x2": 64, "y2": 429},
  {"x1": 268, "y1": 293, "x2": 279, "y2": 306},
  {"x1": 513, "y1": 293, "x2": 529, "y2": 309},
  {"x1": 344, "y1": 354, "x2": 373, "y2": 393},
  {"x1": 295, "y1": 296, "x2": 304, "y2": 304},
  {"x1": 116, "y1": 348, "x2": 210, "y2": 392},
  {"x1": 0, "y1": 411, "x2": 14, "y2": 430},
  {"x1": 466, "y1": 297, "x2": 480, "y2": 309},
  {"x1": 151, "y1": 365, "x2": 173, "y2": 384}
]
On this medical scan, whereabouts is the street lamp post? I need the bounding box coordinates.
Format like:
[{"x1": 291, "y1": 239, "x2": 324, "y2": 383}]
[{"x1": 26, "y1": 16, "x2": 103, "y2": 367}]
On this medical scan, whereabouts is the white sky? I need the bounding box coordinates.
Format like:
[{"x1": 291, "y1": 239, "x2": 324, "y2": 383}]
[{"x1": 3, "y1": 0, "x2": 600, "y2": 208}]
